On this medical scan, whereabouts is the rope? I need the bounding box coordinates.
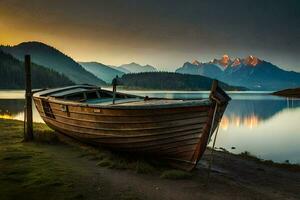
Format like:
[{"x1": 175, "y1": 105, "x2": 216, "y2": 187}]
[
  {"x1": 207, "y1": 103, "x2": 218, "y2": 142},
  {"x1": 206, "y1": 122, "x2": 220, "y2": 182},
  {"x1": 205, "y1": 103, "x2": 221, "y2": 186}
]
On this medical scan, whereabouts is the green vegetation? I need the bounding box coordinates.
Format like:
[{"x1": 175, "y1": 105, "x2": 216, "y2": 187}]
[
  {"x1": 85, "y1": 149, "x2": 157, "y2": 173},
  {"x1": 0, "y1": 120, "x2": 74, "y2": 199},
  {"x1": 1, "y1": 42, "x2": 106, "y2": 85},
  {"x1": 1, "y1": 119, "x2": 298, "y2": 199},
  {"x1": 160, "y1": 169, "x2": 192, "y2": 180},
  {"x1": 0, "y1": 50, "x2": 73, "y2": 89},
  {"x1": 135, "y1": 160, "x2": 155, "y2": 174},
  {"x1": 119, "y1": 72, "x2": 247, "y2": 91}
]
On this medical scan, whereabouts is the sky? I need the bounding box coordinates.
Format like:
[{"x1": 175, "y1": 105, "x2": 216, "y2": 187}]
[{"x1": 0, "y1": 0, "x2": 300, "y2": 71}]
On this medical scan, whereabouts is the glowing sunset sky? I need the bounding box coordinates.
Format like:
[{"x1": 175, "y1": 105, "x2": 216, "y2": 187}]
[{"x1": 0, "y1": 0, "x2": 299, "y2": 71}]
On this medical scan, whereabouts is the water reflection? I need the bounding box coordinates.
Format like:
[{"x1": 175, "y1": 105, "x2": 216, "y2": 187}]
[
  {"x1": 125, "y1": 91, "x2": 300, "y2": 163},
  {"x1": 220, "y1": 114, "x2": 260, "y2": 129},
  {"x1": 0, "y1": 99, "x2": 25, "y2": 119},
  {"x1": 0, "y1": 99, "x2": 43, "y2": 123},
  {"x1": 220, "y1": 99, "x2": 300, "y2": 129}
]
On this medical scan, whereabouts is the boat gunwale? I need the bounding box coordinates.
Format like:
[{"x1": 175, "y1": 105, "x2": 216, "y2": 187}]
[
  {"x1": 33, "y1": 95, "x2": 212, "y2": 110},
  {"x1": 35, "y1": 102, "x2": 210, "y2": 117}
]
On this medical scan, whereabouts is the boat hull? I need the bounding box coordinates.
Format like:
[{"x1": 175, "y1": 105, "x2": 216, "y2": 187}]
[{"x1": 33, "y1": 97, "x2": 226, "y2": 171}]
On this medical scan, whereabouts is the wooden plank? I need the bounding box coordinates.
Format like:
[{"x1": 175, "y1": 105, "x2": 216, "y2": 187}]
[
  {"x1": 43, "y1": 117, "x2": 206, "y2": 134},
  {"x1": 51, "y1": 114, "x2": 208, "y2": 129},
  {"x1": 49, "y1": 107, "x2": 208, "y2": 124},
  {"x1": 45, "y1": 100, "x2": 210, "y2": 116}
]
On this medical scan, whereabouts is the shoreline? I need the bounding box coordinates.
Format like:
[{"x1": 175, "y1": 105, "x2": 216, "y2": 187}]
[
  {"x1": 1, "y1": 119, "x2": 299, "y2": 200},
  {"x1": 0, "y1": 120, "x2": 300, "y2": 200},
  {"x1": 272, "y1": 87, "x2": 300, "y2": 98}
]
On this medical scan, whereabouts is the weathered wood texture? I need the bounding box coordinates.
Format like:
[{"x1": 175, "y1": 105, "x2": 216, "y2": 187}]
[
  {"x1": 34, "y1": 98, "x2": 226, "y2": 170},
  {"x1": 33, "y1": 82, "x2": 229, "y2": 171}
]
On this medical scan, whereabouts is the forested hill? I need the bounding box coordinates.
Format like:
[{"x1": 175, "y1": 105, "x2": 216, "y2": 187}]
[
  {"x1": 0, "y1": 42, "x2": 106, "y2": 85},
  {"x1": 0, "y1": 50, "x2": 73, "y2": 89},
  {"x1": 119, "y1": 72, "x2": 247, "y2": 91}
]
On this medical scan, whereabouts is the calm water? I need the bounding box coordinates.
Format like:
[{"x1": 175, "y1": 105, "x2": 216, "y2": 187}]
[{"x1": 1, "y1": 90, "x2": 299, "y2": 164}]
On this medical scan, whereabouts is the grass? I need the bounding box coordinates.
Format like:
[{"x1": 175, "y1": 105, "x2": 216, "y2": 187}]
[
  {"x1": 1, "y1": 118, "x2": 299, "y2": 200},
  {"x1": 32, "y1": 123, "x2": 59, "y2": 144},
  {"x1": 0, "y1": 119, "x2": 205, "y2": 200},
  {"x1": 73, "y1": 142, "x2": 159, "y2": 174},
  {"x1": 0, "y1": 120, "x2": 191, "y2": 180},
  {"x1": 94, "y1": 152, "x2": 157, "y2": 173},
  {"x1": 135, "y1": 160, "x2": 155, "y2": 174},
  {"x1": 0, "y1": 120, "x2": 75, "y2": 200},
  {"x1": 160, "y1": 169, "x2": 192, "y2": 180}
]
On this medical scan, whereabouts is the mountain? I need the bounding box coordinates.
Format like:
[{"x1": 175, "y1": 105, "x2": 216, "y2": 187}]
[
  {"x1": 176, "y1": 62, "x2": 223, "y2": 80},
  {"x1": 0, "y1": 42, "x2": 105, "y2": 85},
  {"x1": 0, "y1": 50, "x2": 73, "y2": 89},
  {"x1": 118, "y1": 62, "x2": 157, "y2": 73},
  {"x1": 176, "y1": 55, "x2": 300, "y2": 90},
  {"x1": 119, "y1": 72, "x2": 247, "y2": 91},
  {"x1": 80, "y1": 62, "x2": 125, "y2": 84},
  {"x1": 211, "y1": 54, "x2": 233, "y2": 69},
  {"x1": 113, "y1": 66, "x2": 131, "y2": 73}
]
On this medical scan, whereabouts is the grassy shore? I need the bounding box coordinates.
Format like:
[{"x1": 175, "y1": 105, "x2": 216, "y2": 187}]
[
  {"x1": 0, "y1": 119, "x2": 299, "y2": 200},
  {"x1": 0, "y1": 119, "x2": 192, "y2": 200}
]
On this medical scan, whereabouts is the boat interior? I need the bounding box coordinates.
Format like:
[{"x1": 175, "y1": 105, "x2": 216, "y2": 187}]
[
  {"x1": 35, "y1": 85, "x2": 211, "y2": 106},
  {"x1": 36, "y1": 85, "x2": 141, "y2": 104}
]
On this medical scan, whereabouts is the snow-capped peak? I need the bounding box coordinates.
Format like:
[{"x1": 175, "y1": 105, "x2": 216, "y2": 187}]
[
  {"x1": 217, "y1": 54, "x2": 232, "y2": 68},
  {"x1": 192, "y1": 60, "x2": 201, "y2": 65},
  {"x1": 232, "y1": 58, "x2": 241, "y2": 66},
  {"x1": 243, "y1": 55, "x2": 261, "y2": 66}
]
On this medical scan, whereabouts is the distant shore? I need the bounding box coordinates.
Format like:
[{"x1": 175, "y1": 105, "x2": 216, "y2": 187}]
[
  {"x1": 273, "y1": 87, "x2": 300, "y2": 98},
  {"x1": 1, "y1": 119, "x2": 299, "y2": 200}
]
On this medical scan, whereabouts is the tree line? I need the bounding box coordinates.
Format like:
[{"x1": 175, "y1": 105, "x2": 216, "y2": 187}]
[{"x1": 0, "y1": 50, "x2": 73, "y2": 89}]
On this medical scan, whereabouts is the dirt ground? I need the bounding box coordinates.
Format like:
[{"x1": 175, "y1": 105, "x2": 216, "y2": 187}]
[{"x1": 0, "y1": 119, "x2": 299, "y2": 200}]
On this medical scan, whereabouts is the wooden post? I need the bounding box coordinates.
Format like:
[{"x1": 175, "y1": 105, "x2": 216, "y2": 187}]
[
  {"x1": 24, "y1": 55, "x2": 33, "y2": 141},
  {"x1": 209, "y1": 79, "x2": 218, "y2": 99},
  {"x1": 112, "y1": 76, "x2": 118, "y2": 104}
]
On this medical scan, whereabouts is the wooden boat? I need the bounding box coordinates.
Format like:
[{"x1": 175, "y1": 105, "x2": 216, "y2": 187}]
[{"x1": 33, "y1": 80, "x2": 230, "y2": 171}]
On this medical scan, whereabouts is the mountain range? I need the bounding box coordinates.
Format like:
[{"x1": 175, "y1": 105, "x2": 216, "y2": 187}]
[
  {"x1": 1, "y1": 41, "x2": 299, "y2": 91},
  {"x1": 117, "y1": 62, "x2": 157, "y2": 73},
  {"x1": 0, "y1": 50, "x2": 73, "y2": 89},
  {"x1": 176, "y1": 55, "x2": 300, "y2": 90},
  {"x1": 80, "y1": 62, "x2": 158, "y2": 83},
  {"x1": 0, "y1": 42, "x2": 105, "y2": 85},
  {"x1": 80, "y1": 62, "x2": 125, "y2": 84}
]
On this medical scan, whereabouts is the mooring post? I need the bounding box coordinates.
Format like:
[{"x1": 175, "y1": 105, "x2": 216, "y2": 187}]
[
  {"x1": 24, "y1": 55, "x2": 33, "y2": 141},
  {"x1": 112, "y1": 75, "x2": 118, "y2": 104}
]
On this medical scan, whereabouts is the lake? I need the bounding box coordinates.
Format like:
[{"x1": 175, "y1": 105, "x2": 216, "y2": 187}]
[{"x1": 0, "y1": 90, "x2": 299, "y2": 164}]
